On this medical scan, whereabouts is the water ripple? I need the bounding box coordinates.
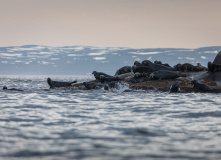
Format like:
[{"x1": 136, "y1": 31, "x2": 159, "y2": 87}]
[{"x1": 1, "y1": 75, "x2": 221, "y2": 160}]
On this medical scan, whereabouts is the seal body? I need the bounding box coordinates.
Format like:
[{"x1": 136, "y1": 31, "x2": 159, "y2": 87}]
[
  {"x1": 154, "y1": 60, "x2": 171, "y2": 67},
  {"x1": 170, "y1": 81, "x2": 182, "y2": 93},
  {"x1": 150, "y1": 70, "x2": 186, "y2": 80},
  {"x1": 174, "y1": 63, "x2": 206, "y2": 72},
  {"x1": 104, "y1": 81, "x2": 119, "y2": 90},
  {"x1": 83, "y1": 82, "x2": 103, "y2": 90},
  {"x1": 114, "y1": 66, "x2": 132, "y2": 76},
  {"x1": 92, "y1": 71, "x2": 113, "y2": 80},
  {"x1": 47, "y1": 78, "x2": 77, "y2": 88},
  {"x1": 191, "y1": 80, "x2": 214, "y2": 91},
  {"x1": 142, "y1": 60, "x2": 175, "y2": 71},
  {"x1": 100, "y1": 75, "x2": 121, "y2": 83},
  {"x1": 132, "y1": 65, "x2": 153, "y2": 73},
  {"x1": 3, "y1": 86, "x2": 23, "y2": 91}
]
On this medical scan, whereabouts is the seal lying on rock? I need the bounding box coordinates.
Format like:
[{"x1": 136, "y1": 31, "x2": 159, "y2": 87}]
[
  {"x1": 132, "y1": 65, "x2": 153, "y2": 73},
  {"x1": 130, "y1": 73, "x2": 150, "y2": 83},
  {"x1": 154, "y1": 60, "x2": 171, "y2": 67},
  {"x1": 92, "y1": 71, "x2": 113, "y2": 80},
  {"x1": 191, "y1": 80, "x2": 214, "y2": 91},
  {"x1": 114, "y1": 66, "x2": 132, "y2": 76},
  {"x1": 134, "y1": 61, "x2": 142, "y2": 66},
  {"x1": 170, "y1": 81, "x2": 182, "y2": 93},
  {"x1": 83, "y1": 82, "x2": 103, "y2": 90},
  {"x1": 174, "y1": 63, "x2": 207, "y2": 72},
  {"x1": 100, "y1": 75, "x2": 121, "y2": 83},
  {"x1": 150, "y1": 70, "x2": 186, "y2": 80},
  {"x1": 142, "y1": 60, "x2": 175, "y2": 71}
]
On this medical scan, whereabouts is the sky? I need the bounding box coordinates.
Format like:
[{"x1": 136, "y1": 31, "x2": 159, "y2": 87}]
[{"x1": 0, "y1": 0, "x2": 220, "y2": 48}]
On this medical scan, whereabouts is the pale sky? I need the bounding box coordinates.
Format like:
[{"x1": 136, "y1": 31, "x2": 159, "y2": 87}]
[{"x1": 0, "y1": 0, "x2": 220, "y2": 48}]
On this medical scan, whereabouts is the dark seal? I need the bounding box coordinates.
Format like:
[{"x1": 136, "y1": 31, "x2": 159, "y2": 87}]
[
  {"x1": 83, "y1": 82, "x2": 103, "y2": 90},
  {"x1": 142, "y1": 60, "x2": 175, "y2": 71},
  {"x1": 3, "y1": 86, "x2": 24, "y2": 91},
  {"x1": 114, "y1": 66, "x2": 132, "y2": 76},
  {"x1": 100, "y1": 75, "x2": 121, "y2": 83},
  {"x1": 150, "y1": 70, "x2": 186, "y2": 80},
  {"x1": 92, "y1": 71, "x2": 113, "y2": 80},
  {"x1": 191, "y1": 80, "x2": 214, "y2": 91},
  {"x1": 170, "y1": 81, "x2": 182, "y2": 93},
  {"x1": 47, "y1": 78, "x2": 77, "y2": 88}
]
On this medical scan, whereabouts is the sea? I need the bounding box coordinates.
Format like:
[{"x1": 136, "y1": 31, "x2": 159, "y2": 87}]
[{"x1": 0, "y1": 75, "x2": 221, "y2": 160}]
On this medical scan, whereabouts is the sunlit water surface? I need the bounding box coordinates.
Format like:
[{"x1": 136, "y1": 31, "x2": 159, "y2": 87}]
[{"x1": 0, "y1": 75, "x2": 221, "y2": 160}]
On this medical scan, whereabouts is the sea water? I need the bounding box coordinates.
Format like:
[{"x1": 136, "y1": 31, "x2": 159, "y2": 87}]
[{"x1": 0, "y1": 75, "x2": 221, "y2": 160}]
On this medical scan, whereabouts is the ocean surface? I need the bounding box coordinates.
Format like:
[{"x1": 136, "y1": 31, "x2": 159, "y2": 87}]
[{"x1": 0, "y1": 75, "x2": 221, "y2": 160}]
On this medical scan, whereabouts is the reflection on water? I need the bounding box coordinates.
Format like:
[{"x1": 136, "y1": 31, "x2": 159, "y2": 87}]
[{"x1": 0, "y1": 75, "x2": 221, "y2": 160}]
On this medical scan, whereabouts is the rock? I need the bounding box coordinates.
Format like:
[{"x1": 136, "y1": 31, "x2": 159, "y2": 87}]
[{"x1": 208, "y1": 51, "x2": 221, "y2": 72}]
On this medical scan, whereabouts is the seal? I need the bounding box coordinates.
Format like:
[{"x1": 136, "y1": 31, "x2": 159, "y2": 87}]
[
  {"x1": 154, "y1": 60, "x2": 171, "y2": 67},
  {"x1": 83, "y1": 82, "x2": 103, "y2": 90},
  {"x1": 114, "y1": 66, "x2": 132, "y2": 76},
  {"x1": 174, "y1": 63, "x2": 206, "y2": 72},
  {"x1": 134, "y1": 61, "x2": 142, "y2": 66},
  {"x1": 47, "y1": 78, "x2": 77, "y2": 88},
  {"x1": 191, "y1": 80, "x2": 214, "y2": 91},
  {"x1": 3, "y1": 86, "x2": 24, "y2": 91},
  {"x1": 170, "y1": 81, "x2": 182, "y2": 93},
  {"x1": 150, "y1": 70, "x2": 186, "y2": 80},
  {"x1": 104, "y1": 81, "x2": 119, "y2": 90},
  {"x1": 100, "y1": 75, "x2": 121, "y2": 83},
  {"x1": 132, "y1": 65, "x2": 153, "y2": 73},
  {"x1": 92, "y1": 71, "x2": 113, "y2": 80},
  {"x1": 141, "y1": 60, "x2": 175, "y2": 71}
]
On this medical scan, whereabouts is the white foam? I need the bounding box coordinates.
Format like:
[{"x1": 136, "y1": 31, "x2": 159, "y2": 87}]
[
  {"x1": 0, "y1": 53, "x2": 23, "y2": 57},
  {"x1": 201, "y1": 56, "x2": 207, "y2": 59},
  {"x1": 50, "y1": 58, "x2": 60, "y2": 61},
  {"x1": 93, "y1": 57, "x2": 106, "y2": 60},
  {"x1": 88, "y1": 51, "x2": 107, "y2": 56},
  {"x1": 129, "y1": 51, "x2": 161, "y2": 55},
  {"x1": 204, "y1": 51, "x2": 218, "y2": 54},
  {"x1": 68, "y1": 54, "x2": 84, "y2": 57},
  {"x1": 186, "y1": 57, "x2": 195, "y2": 61},
  {"x1": 1, "y1": 61, "x2": 8, "y2": 64}
]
